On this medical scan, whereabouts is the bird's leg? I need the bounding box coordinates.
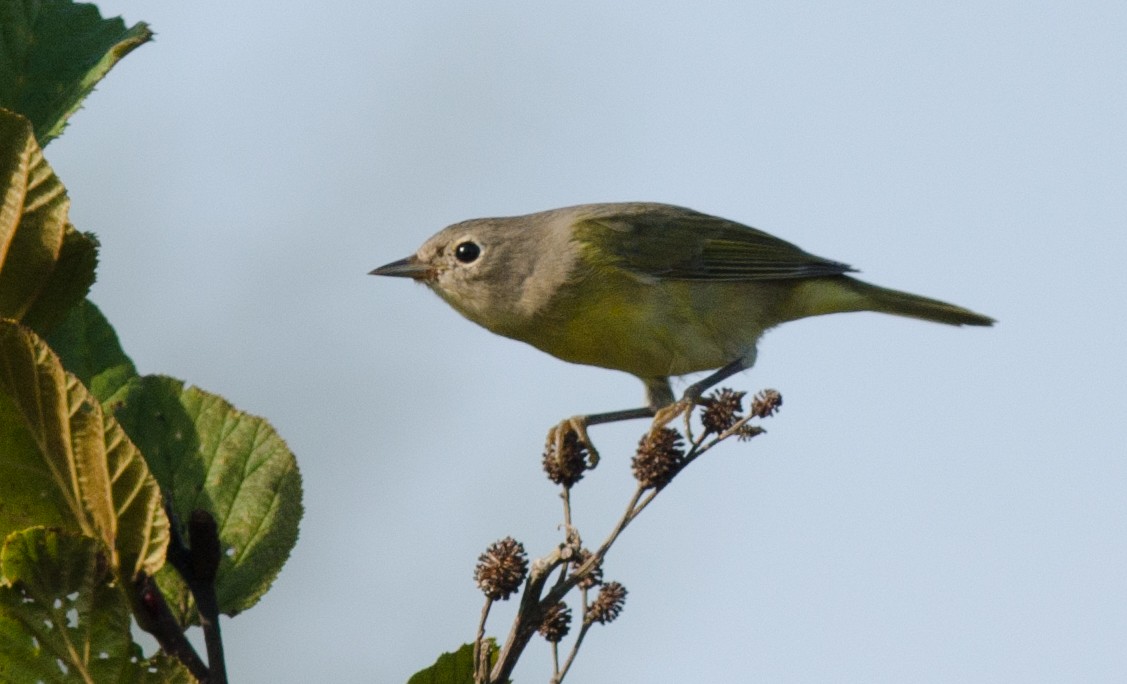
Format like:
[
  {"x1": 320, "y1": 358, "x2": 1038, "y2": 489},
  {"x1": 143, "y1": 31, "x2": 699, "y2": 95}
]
[
  {"x1": 652, "y1": 357, "x2": 752, "y2": 429},
  {"x1": 546, "y1": 354, "x2": 753, "y2": 467},
  {"x1": 546, "y1": 416, "x2": 597, "y2": 468},
  {"x1": 547, "y1": 407, "x2": 657, "y2": 468}
]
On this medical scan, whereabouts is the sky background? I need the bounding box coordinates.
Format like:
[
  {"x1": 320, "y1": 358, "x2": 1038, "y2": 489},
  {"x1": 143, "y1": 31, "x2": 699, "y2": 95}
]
[{"x1": 47, "y1": 1, "x2": 1125, "y2": 682}]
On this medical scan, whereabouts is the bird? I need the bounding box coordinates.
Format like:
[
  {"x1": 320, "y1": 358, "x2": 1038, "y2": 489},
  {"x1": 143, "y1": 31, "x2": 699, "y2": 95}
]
[{"x1": 372, "y1": 202, "x2": 993, "y2": 461}]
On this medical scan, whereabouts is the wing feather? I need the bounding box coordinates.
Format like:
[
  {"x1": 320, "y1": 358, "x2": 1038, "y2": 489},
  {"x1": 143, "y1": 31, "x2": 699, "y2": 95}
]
[{"x1": 573, "y1": 203, "x2": 854, "y2": 282}]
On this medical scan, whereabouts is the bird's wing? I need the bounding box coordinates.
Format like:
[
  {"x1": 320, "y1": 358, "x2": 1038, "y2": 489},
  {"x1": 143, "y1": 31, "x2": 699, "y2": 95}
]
[{"x1": 573, "y1": 204, "x2": 855, "y2": 282}]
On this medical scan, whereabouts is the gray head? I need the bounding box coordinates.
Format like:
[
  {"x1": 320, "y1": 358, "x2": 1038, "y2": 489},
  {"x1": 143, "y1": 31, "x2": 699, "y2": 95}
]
[{"x1": 370, "y1": 209, "x2": 583, "y2": 334}]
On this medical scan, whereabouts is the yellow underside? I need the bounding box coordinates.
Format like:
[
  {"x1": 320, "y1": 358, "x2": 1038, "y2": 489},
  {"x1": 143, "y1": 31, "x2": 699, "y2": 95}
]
[{"x1": 511, "y1": 273, "x2": 806, "y2": 378}]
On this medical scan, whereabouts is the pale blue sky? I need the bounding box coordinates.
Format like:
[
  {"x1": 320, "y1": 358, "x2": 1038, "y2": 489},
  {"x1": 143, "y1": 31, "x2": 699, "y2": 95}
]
[{"x1": 51, "y1": 2, "x2": 1125, "y2": 682}]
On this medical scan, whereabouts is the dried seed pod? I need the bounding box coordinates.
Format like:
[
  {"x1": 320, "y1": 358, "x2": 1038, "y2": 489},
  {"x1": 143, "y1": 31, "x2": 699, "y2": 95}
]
[
  {"x1": 586, "y1": 581, "x2": 627, "y2": 625},
  {"x1": 751, "y1": 389, "x2": 783, "y2": 418},
  {"x1": 538, "y1": 601, "x2": 572, "y2": 642},
  {"x1": 700, "y1": 388, "x2": 746, "y2": 433},
  {"x1": 543, "y1": 428, "x2": 588, "y2": 487},
  {"x1": 632, "y1": 427, "x2": 685, "y2": 489},
  {"x1": 473, "y1": 537, "x2": 528, "y2": 600}
]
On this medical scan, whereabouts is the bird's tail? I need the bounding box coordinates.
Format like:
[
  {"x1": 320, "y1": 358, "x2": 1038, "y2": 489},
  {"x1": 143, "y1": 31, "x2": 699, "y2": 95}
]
[{"x1": 793, "y1": 276, "x2": 995, "y2": 327}]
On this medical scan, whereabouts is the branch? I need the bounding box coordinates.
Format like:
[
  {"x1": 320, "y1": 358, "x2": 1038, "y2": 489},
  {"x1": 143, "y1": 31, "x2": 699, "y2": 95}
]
[
  {"x1": 473, "y1": 387, "x2": 780, "y2": 683},
  {"x1": 163, "y1": 507, "x2": 227, "y2": 684},
  {"x1": 130, "y1": 572, "x2": 209, "y2": 682}
]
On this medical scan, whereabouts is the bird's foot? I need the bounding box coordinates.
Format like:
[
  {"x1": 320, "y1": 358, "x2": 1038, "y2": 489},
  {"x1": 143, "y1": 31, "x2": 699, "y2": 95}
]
[
  {"x1": 651, "y1": 390, "x2": 703, "y2": 438},
  {"x1": 546, "y1": 415, "x2": 600, "y2": 469},
  {"x1": 651, "y1": 398, "x2": 691, "y2": 427}
]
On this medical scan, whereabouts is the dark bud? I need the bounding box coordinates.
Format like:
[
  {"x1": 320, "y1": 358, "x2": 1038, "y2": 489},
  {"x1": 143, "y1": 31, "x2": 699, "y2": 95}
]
[
  {"x1": 538, "y1": 601, "x2": 572, "y2": 642},
  {"x1": 188, "y1": 509, "x2": 221, "y2": 584},
  {"x1": 131, "y1": 572, "x2": 173, "y2": 636},
  {"x1": 543, "y1": 428, "x2": 588, "y2": 487},
  {"x1": 570, "y1": 548, "x2": 604, "y2": 589},
  {"x1": 140, "y1": 577, "x2": 161, "y2": 616},
  {"x1": 700, "y1": 388, "x2": 747, "y2": 433},
  {"x1": 632, "y1": 427, "x2": 685, "y2": 489},
  {"x1": 474, "y1": 537, "x2": 528, "y2": 600},
  {"x1": 750, "y1": 389, "x2": 783, "y2": 418},
  {"x1": 586, "y1": 581, "x2": 627, "y2": 625}
]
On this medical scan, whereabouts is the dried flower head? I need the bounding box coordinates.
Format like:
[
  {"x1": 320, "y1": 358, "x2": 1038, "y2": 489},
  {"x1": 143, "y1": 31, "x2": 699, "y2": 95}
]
[
  {"x1": 586, "y1": 581, "x2": 627, "y2": 625},
  {"x1": 700, "y1": 388, "x2": 747, "y2": 433},
  {"x1": 538, "y1": 601, "x2": 572, "y2": 642},
  {"x1": 543, "y1": 428, "x2": 588, "y2": 487},
  {"x1": 473, "y1": 537, "x2": 528, "y2": 601},
  {"x1": 570, "y1": 548, "x2": 604, "y2": 589},
  {"x1": 751, "y1": 389, "x2": 783, "y2": 418},
  {"x1": 632, "y1": 427, "x2": 685, "y2": 489}
]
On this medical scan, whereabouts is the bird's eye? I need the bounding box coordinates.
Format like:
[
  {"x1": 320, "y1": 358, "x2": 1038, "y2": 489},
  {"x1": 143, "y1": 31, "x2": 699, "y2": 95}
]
[{"x1": 454, "y1": 241, "x2": 481, "y2": 264}]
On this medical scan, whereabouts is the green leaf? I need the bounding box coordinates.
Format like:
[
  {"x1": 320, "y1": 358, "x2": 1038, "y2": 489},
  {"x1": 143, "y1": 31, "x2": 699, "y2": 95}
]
[
  {"x1": 46, "y1": 299, "x2": 137, "y2": 405},
  {"x1": 407, "y1": 643, "x2": 493, "y2": 684},
  {"x1": 113, "y1": 376, "x2": 303, "y2": 621},
  {"x1": 0, "y1": 109, "x2": 98, "y2": 335},
  {"x1": 0, "y1": 320, "x2": 168, "y2": 579},
  {"x1": 0, "y1": 0, "x2": 153, "y2": 145},
  {"x1": 22, "y1": 221, "x2": 99, "y2": 334},
  {"x1": 0, "y1": 527, "x2": 194, "y2": 683}
]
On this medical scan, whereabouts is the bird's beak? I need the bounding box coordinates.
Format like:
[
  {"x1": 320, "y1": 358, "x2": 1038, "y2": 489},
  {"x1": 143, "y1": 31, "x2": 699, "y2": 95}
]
[{"x1": 369, "y1": 255, "x2": 431, "y2": 280}]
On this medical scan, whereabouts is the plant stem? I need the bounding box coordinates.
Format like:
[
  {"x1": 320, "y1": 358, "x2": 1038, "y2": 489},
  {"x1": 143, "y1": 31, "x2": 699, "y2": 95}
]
[
  {"x1": 490, "y1": 548, "x2": 565, "y2": 682},
  {"x1": 561, "y1": 486, "x2": 573, "y2": 529},
  {"x1": 130, "y1": 573, "x2": 209, "y2": 682},
  {"x1": 489, "y1": 402, "x2": 770, "y2": 682},
  {"x1": 195, "y1": 583, "x2": 226, "y2": 684},
  {"x1": 555, "y1": 622, "x2": 591, "y2": 683},
  {"x1": 593, "y1": 486, "x2": 645, "y2": 560},
  {"x1": 473, "y1": 599, "x2": 493, "y2": 684}
]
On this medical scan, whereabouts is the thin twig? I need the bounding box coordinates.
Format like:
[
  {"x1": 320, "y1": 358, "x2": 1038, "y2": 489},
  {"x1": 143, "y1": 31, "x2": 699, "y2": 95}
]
[
  {"x1": 551, "y1": 640, "x2": 561, "y2": 680},
  {"x1": 593, "y1": 486, "x2": 644, "y2": 561},
  {"x1": 488, "y1": 396, "x2": 771, "y2": 682},
  {"x1": 561, "y1": 486, "x2": 573, "y2": 529},
  {"x1": 556, "y1": 622, "x2": 591, "y2": 683},
  {"x1": 628, "y1": 487, "x2": 661, "y2": 522},
  {"x1": 551, "y1": 560, "x2": 570, "y2": 592},
  {"x1": 472, "y1": 599, "x2": 493, "y2": 684},
  {"x1": 490, "y1": 548, "x2": 566, "y2": 682},
  {"x1": 555, "y1": 586, "x2": 591, "y2": 683}
]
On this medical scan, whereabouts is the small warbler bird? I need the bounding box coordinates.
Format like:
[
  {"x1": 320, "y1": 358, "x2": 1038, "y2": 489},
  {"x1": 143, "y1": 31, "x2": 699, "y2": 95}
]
[{"x1": 372, "y1": 202, "x2": 992, "y2": 458}]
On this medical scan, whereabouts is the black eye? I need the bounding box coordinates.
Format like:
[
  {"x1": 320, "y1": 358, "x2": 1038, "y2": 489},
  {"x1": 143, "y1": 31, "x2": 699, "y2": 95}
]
[{"x1": 454, "y1": 241, "x2": 481, "y2": 263}]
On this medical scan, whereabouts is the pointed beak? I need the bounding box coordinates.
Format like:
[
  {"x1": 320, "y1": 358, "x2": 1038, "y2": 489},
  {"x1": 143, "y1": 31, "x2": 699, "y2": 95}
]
[{"x1": 369, "y1": 255, "x2": 431, "y2": 280}]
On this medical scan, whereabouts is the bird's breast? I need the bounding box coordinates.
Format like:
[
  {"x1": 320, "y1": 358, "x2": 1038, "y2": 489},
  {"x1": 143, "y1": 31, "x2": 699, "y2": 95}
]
[{"x1": 507, "y1": 269, "x2": 788, "y2": 378}]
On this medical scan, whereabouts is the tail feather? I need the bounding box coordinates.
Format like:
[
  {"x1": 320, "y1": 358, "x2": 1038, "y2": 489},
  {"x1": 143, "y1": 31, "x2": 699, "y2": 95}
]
[{"x1": 794, "y1": 276, "x2": 995, "y2": 327}]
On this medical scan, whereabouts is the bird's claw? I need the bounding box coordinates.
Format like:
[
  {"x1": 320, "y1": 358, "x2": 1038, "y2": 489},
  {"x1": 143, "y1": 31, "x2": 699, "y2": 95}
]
[
  {"x1": 652, "y1": 391, "x2": 702, "y2": 438},
  {"x1": 546, "y1": 416, "x2": 600, "y2": 468},
  {"x1": 651, "y1": 398, "x2": 692, "y2": 427}
]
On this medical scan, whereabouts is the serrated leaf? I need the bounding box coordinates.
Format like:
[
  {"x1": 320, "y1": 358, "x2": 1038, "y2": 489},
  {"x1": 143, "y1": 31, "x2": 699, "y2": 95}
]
[
  {"x1": 46, "y1": 299, "x2": 137, "y2": 405},
  {"x1": 114, "y1": 376, "x2": 303, "y2": 621},
  {"x1": 0, "y1": 109, "x2": 68, "y2": 315},
  {"x1": 407, "y1": 643, "x2": 491, "y2": 684},
  {"x1": 0, "y1": 1, "x2": 153, "y2": 145},
  {"x1": 0, "y1": 527, "x2": 194, "y2": 684},
  {"x1": 0, "y1": 320, "x2": 168, "y2": 579},
  {"x1": 22, "y1": 223, "x2": 99, "y2": 333},
  {"x1": 0, "y1": 109, "x2": 97, "y2": 335}
]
